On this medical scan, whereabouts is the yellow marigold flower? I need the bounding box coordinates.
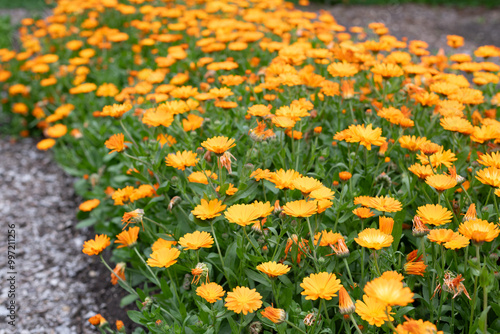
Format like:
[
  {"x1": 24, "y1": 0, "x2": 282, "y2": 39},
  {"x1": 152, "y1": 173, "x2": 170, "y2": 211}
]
[
  {"x1": 216, "y1": 183, "x2": 238, "y2": 196},
  {"x1": 354, "y1": 196, "x2": 372, "y2": 207},
  {"x1": 250, "y1": 168, "x2": 273, "y2": 181},
  {"x1": 197, "y1": 282, "x2": 225, "y2": 303},
  {"x1": 147, "y1": 247, "x2": 180, "y2": 268},
  {"x1": 201, "y1": 136, "x2": 235, "y2": 154},
  {"x1": 225, "y1": 286, "x2": 262, "y2": 315},
  {"x1": 352, "y1": 207, "x2": 375, "y2": 219},
  {"x1": 46, "y1": 124, "x2": 67, "y2": 138},
  {"x1": 408, "y1": 163, "x2": 434, "y2": 179},
  {"x1": 458, "y1": 219, "x2": 500, "y2": 244},
  {"x1": 425, "y1": 174, "x2": 457, "y2": 192},
  {"x1": 37, "y1": 138, "x2": 56, "y2": 151},
  {"x1": 395, "y1": 318, "x2": 443, "y2": 334},
  {"x1": 272, "y1": 116, "x2": 296, "y2": 129},
  {"x1": 417, "y1": 148, "x2": 457, "y2": 168},
  {"x1": 252, "y1": 201, "x2": 274, "y2": 218},
  {"x1": 309, "y1": 186, "x2": 335, "y2": 200},
  {"x1": 79, "y1": 199, "x2": 100, "y2": 212},
  {"x1": 276, "y1": 105, "x2": 310, "y2": 121},
  {"x1": 314, "y1": 230, "x2": 343, "y2": 247},
  {"x1": 367, "y1": 195, "x2": 402, "y2": 213},
  {"x1": 399, "y1": 135, "x2": 430, "y2": 151},
  {"x1": 477, "y1": 152, "x2": 500, "y2": 168},
  {"x1": 96, "y1": 83, "x2": 119, "y2": 97},
  {"x1": 335, "y1": 124, "x2": 386, "y2": 150},
  {"x1": 225, "y1": 203, "x2": 261, "y2": 226},
  {"x1": 428, "y1": 229, "x2": 456, "y2": 245},
  {"x1": 282, "y1": 199, "x2": 318, "y2": 218},
  {"x1": 292, "y1": 176, "x2": 323, "y2": 194},
  {"x1": 448, "y1": 88, "x2": 484, "y2": 105},
  {"x1": 327, "y1": 61, "x2": 358, "y2": 77},
  {"x1": 179, "y1": 231, "x2": 214, "y2": 250},
  {"x1": 440, "y1": 116, "x2": 474, "y2": 134},
  {"x1": 112, "y1": 186, "x2": 134, "y2": 206},
  {"x1": 152, "y1": 237, "x2": 177, "y2": 252},
  {"x1": 188, "y1": 170, "x2": 217, "y2": 184},
  {"x1": 100, "y1": 103, "x2": 132, "y2": 117},
  {"x1": 447, "y1": 35, "x2": 464, "y2": 48},
  {"x1": 105, "y1": 133, "x2": 129, "y2": 154},
  {"x1": 261, "y1": 306, "x2": 286, "y2": 324},
  {"x1": 165, "y1": 150, "x2": 198, "y2": 170},
  {"x1": 355, "y1": 295, "x2": 394, "y2": 327},
  {"x1": 192, "y1": 199, "x2": 226, "y2": 220},
  {"x1": 443, "y1": 233, "x2": 470, "y2": 249},
  {"x1": 269, "y1": 169, "x2": 301, "y2": 190},
  {"x1": 404, "y1": 250, "x2": 426, "y2": 277},
  {"x1": 142, "y1": 107, "x2": 174, "y2": 127},
  {"x1": 82, "y1": 234, "x2": 111, "y2": 256},
  {"x1": 300, "y1": 272, "x2": 342, "y2": 300},
  {"x1": 183, "y1": 113, "x2": 204, "y2": 131},
  {"x1": 355, "y1": 228, "x2": 393, "y2": 250},
  {"x1": 371, "y1": 63, "x2": 404, "y2": 77},
  {"x1": 416, "y1": 204, "x2": 453, "y2": 226},
  {"x1": 256, "y1": 261, "x2": 290, "y2": 277},
  {"x1": 476, "y1": 167, "x2": 500, "y2": 187},
  {"x1": 379, "y1": 216, "x2": 394, "y2": 235},
  {"x1": 115, "y1": 226, "x2": 140, "y2": 249},
  {"x1": 364, "y1": 274, "x2": 414, "y2": 306}
]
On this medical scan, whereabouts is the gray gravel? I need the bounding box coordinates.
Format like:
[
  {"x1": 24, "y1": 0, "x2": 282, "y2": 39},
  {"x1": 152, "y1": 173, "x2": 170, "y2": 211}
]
[{"x1": 0, "y1": 138, "x2": 99, "y2": 334}]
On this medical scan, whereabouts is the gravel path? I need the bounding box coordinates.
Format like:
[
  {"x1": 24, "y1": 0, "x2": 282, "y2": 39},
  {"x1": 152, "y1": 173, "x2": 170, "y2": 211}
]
[{"x1": 0, "y1": 138, "x2": 99, "y2": 334}]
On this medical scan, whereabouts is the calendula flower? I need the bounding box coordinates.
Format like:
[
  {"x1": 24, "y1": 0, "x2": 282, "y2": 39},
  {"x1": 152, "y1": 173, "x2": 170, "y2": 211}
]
[
  {"x1": 309, "y1": 186, "x2": 335, "y2": 200},
  {"x1": 225, "y1": 286, "x2": 262, "y2": 315},
  {"x1": 192, "y1": 199, "x2": 226, "y2": 220},
  {"x1": 327, "y1": 61, "x2": 358, "y2": 77},
  {"x1": 463, "y1": 204, "x2": 477, "y2": 221},
  {"x1": 404, "y1": 250, "x2": 427, "y2": 276},
  {"x1": 111, "y1": 262, "x2": 126, "y2": 285},
  {"x1": 269, "y1": 169, "x2": 301, "y2": 189},
  {"x1": 395, "y1": 317, "x2": 443, "y2": 334},
  {"x1": 225, "y1": 203, "x2": 261, "y2": 226},
  {"x1": 252, "y1": 201, "x2": 274, "y2": 218},
  {"x1": 433, "y1": 271, "x2": 471, "y2": 300},
  {"x1": 83, "y1": 234, "x2": 111, "y2": 256},
  {"x1": 427, "y1": 229, "x2": 456, "y2": 244},
  {"x1": 476, "y1": 167, "x2": 500, "y2": 187},
  {"x1": 88, "y1": 314, "x2": 108, "y2": 327},
  {"x1": 408, "y1": 163, "x2": 434, "y2": 179},
  {"x1": 37, "y1": 138, "x2": 56, "y2": 150},
  {"x1": 371, "y1": 63, "x2": 404, "y2": 77},
  {"x1": 417, "y1": 148, "x2": 457, "y2": 168},
  {"x1": 425, "y1": 174, "x2": 457, "y2": 192},
  {"x1": 105, "y1": 133, "x2": 129, "y2": 154},
  {"x1": 416, "y1": 204, "x2": 453, "y2": 226},
  {"x1": 147, "y1": 247, "x2": 180, "y2": 268},
  {"x1": 364, "y1": 273, "x2": 414, "y2": 306},
  {"x1": 191, "y1": 262, "x2": 209, "y2": 284},
  {"x1": 338, "y1": 286, "x2": 355, "y2": 314},
  {"x1": 282, "y1": 199, "x2": 318, "y2": 217},
  {"x1": 355, "y1": 228, "x2": 394, "y2": 250},
  {"x1": 355, "y1": 295, "x2": 394, "y2": 327},
  {"x1": 379, "y1": 216, "x2": 394, "y2": 235},
  {"x1": 339, "y1": 171, "x2": 352, "y2": 181},
  {"x1": 314, "y1": 230, "x2": 343, "y2": 247},
  {"x1": 122, "y1": 208, "x2": 145, "y2": 230},
  {"x1": 165, "y1": 150, "x2": 198, "y2": 170},
  {"x1": 250, "y1": 168, "x2": 272, "y2": 181},
  {"x1": 179, "y1": 231, "x2": 214, "y2": 250},
  {"x1": 201, "y1": 136, "x2": 235, "y2": 154},
  {"x1": 335, "y1": 124, "x2": 386, "y2": 150},
  {"x1": 367, "y1": 196, "x2": 402, "y2": 212},
  {"x1": 79, "y1": 199, "x2": 100, "y2": 212},
  {"x1": 300, "y1": 272, "x2": 342, "y2": 300},
  {"x1": 458, "y1": 219, "x2": 500, "y2": 244},
  {"x1": 477, "y1": 152, "x2": 500, "y2": 168},
  {"x1": 188, "y1": 170, "x2": 218, "y2": 184},
  {"x1": 152, "y1": 237, "x2": 177, "y2": 251},
  {"x1": 412, "y1": 216, "x2": 430, "y2": 236},
  {"x1": 197, "y1": 282, "x2": 225, "y2": 303},
  {"x1": 115, "y1": 226, "x2": 140, "y2": 248},
  {"x1": 256, "y1": 261, "x2": 290, "y2": 278},
  {"x1": 352, "y1": 207, "x2": 375, "y2": 218},
  {"x1": 443, "y1": 233, "x2": 470, "y2": 249},
  {"x1": 292, "y1": 176, "x2": 323, "y2": 194},
  {"x1": 261, "y1": 306, "x2": 286, "y2": 324},
  {"x1": 333, "y1": 238, "x2": 350, "y2": 258}
]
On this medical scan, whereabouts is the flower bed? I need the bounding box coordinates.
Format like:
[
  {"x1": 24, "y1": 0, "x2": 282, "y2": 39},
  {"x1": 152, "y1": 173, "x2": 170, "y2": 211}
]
[{"x1": 2, "y1": 0, "x2": 500, "y2": 333}]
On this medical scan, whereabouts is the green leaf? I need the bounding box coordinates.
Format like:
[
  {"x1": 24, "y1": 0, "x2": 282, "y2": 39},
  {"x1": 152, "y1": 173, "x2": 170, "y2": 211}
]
[
  {"x1": 244, "y1": 269, "x2": 270, "y2": 287},
  {"x1": 76, "y1": 217, "x2": 97, "y2": 229},
  {"x1": 127, "y1": 310, "x2": 145, "y2": 325},
  {"x1": 120, "y1": 294, "x2": 139, "y2": 307}
]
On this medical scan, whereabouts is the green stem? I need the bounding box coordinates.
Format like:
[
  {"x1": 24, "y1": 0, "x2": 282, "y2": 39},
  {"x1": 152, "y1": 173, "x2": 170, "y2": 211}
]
[
  {"x1": 343, "y1": 258, "x2": 354, "y2": 285},
  {"x1": 134, "y1": 247, "x2": 161, "y2": 287},
  {"x1": 210, "y1": 221, "x2": 233, "y2": 289},
  {"x1": 99, "y1": 254, "x2": 138, "y2": 296},
  {"x1": 167, "y1": 268, "x2": 181, "y2": 305},
  {"x1": 284, "y1": 320, "x2": 307, "y2": 334},
  {"x1": 305, "y1": 216, "x2": 319, "y2": 270},
  {"x1": 243, "y1": 227, "x2": 260, "y2": 255},
  {"x1": 321, "y1": 299, "x2": 330, "y2": 321},
  {"x1": 349, "y1": 314, "x2": 363, "y2": 334},
  {"x1": 373, "y1": 250, "x2": 382, "y2": 276},
  {"x1": 468, "y1": 246, "x2": 480, "y2": 333}
]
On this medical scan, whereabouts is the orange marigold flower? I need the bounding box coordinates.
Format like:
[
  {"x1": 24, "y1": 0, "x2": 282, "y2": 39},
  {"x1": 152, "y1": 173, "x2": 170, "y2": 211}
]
[
  {"x1": 458, "y1": 219, "x2": 500, "y2": 244},
  {"x1": 283, "y1": 199, "x2": 318, "y2": 218},
  {"x1": 152, "y1": 237, "x2": 177, "y2": 251},
  {"x1": 224, "y1": 203, "x2": 261, "y2": 226},
  {"x1": 256, "y1": 261, "x2": 290, "y2": 277},
  {"x1": 364, "y1": 273, "x2": 414, "y2": 306},
  {"x1": 416, "y1": 204, "x2": 453, "y2": 226},
  {"x1": 79, "y1": 199, "x2": 100, "y2": 212},
  {"x1": 428, "y1": 229, "x2": 456, "y2": 245},
  {"x1": 425, "y1": 174, "x2": 457, "y2": 192},
  {"x1": 476, "y1": 167, "x2": 500, "y2": 187},
  {"x1": 300, "y1": 272, "x2": 342, "y2": 300},
  {"x1": 327, "y1": 61, "x2": 358, "y2": 77},
  {"x1": 225, "y1": 286, "x2": 262, "y2": 315},
  {"x1": 192, "y1": 199, "x2": 226, "y2": 220},
  {"x1": 379, "y1": 216, "x2": 394, "y2": 235},
  {"x1": 353, "y1": 207, "x2": 375, "y2": 219},
  {"x1": 82, "y1": 234, "x2": 111, "y2": 256},
  {"x1": 261, "y1": 306, "x2": 286, "y2": 324},
  {"x1": 147, "y1": 247, "x2": 180, "y2": 268},
  {"x1": 355, "y1": 295, "x2": 394, "y2": 327},
  {"x1": 292, "y1": 176, "x2": 323, "y2": 194},
  {"x1": 178, "y1": 231, "x2": 214, "y2": 250},
  {"x1": 371, "y1": 63, "x2": 404, "y2": 77},
  {"x1": 338, "y1": 286, "x2": 355, "y2": 314},
  {"x1": 88, "y1": 314, "x2": 107, "y2": 326},
  {"x1": 395, "y1": 317, "x2": 443, "y2": 334},
  {"x1": 408, "y1": 163, "x2": 434, "y2": 179},
  {"x1": 197, "y1": 282, "x2": 225, "y2": 303},
  {"x1": 339, "y1": 171, "x2": 352, "y2": 181},
  {"x1": 105, "y1": 133, "x2": 129, "y2": 154},
  {"x1": 250, "y1": 168, "x2": 272, "y2": 181},
  {"x1": 188, "y1": 170, "x2": 218, "y2": 184},
  {"x1": 367, "y1": 195, "x2": 402, "y2": 213},
  {"x1": 201, "y1": 136, "x2": 235, "y2": 154},
  {"x1": 111, "y1": 262, "x2": 126, "y2": 285},
  {"x1": 165, "y1": 150, "x2": 198, "y2": 170},
  {"x1": 37, "y1": 138, "x2": 56, "y2": 150},
  {"x1": 404, "y1": 250, "x2": 427, "y2": 276},
  {"x1": 355, "y1": 228, "x2": 393, "y2": 250},
  {"x1": 115, "y1": 226, "x2": 140, "y2": 248},
  {"x1": 443, "y1": 233, "x2": 470, "y2": 249},
  {"x1": 100, "y1": 103, "x2": 132, "y2": 117},
  {"x1": 314, "y1": 230, "x2": 343, "y2": 247}
]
